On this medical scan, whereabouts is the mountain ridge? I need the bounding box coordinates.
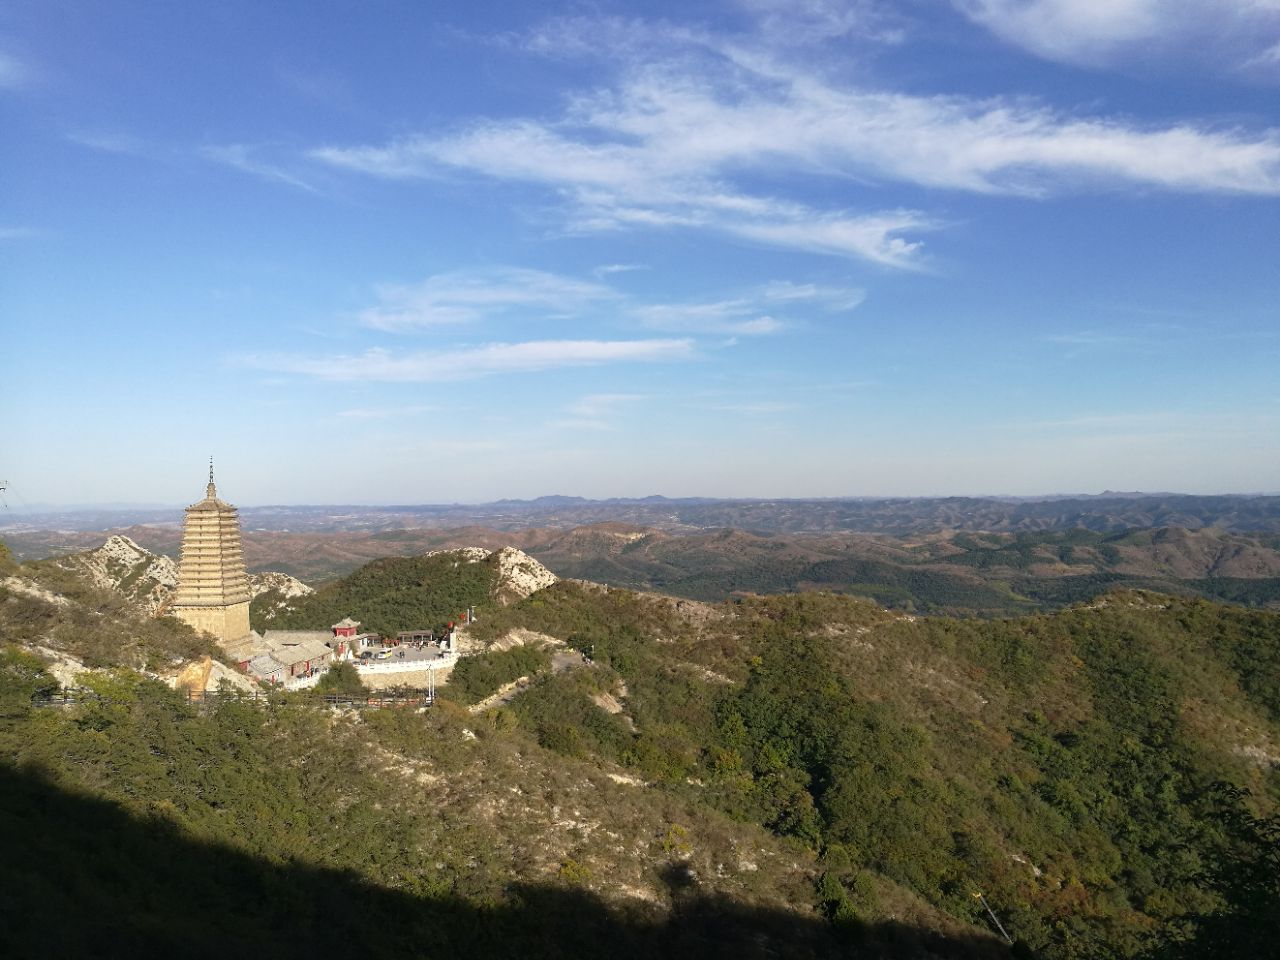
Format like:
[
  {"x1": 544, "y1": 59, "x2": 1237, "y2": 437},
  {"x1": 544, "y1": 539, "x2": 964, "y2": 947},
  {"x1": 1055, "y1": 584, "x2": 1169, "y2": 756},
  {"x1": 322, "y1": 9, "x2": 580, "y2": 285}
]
[{"x1": 2, "y1": 534, "x2": 1278, "y2": 957}]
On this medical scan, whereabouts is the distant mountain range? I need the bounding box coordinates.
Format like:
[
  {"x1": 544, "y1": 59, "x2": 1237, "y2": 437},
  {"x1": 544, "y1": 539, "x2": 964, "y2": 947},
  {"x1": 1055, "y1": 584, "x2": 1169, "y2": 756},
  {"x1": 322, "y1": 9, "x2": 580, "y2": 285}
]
[
  {"x1": 6, "y1": 492, "x2": 1280, "y2": 539},
  {"x1": 9, "y1": 522, "x2": 1280, "y2": 616}
]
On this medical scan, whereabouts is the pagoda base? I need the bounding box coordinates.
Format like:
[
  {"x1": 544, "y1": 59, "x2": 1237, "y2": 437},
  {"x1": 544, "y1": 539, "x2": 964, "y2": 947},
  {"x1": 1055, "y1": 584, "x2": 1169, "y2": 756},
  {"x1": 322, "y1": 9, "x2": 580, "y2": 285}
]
[{"x1": 174, "y1": 601, "x2": 251, "y2": 645}]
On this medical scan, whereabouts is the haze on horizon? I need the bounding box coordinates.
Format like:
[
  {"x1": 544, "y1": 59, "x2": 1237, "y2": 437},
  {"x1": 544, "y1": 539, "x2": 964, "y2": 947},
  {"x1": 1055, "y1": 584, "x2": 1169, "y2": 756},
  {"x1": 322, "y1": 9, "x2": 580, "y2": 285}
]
[{"x1": 3, "y1": 1, "x2": 1278, "y2": 507}]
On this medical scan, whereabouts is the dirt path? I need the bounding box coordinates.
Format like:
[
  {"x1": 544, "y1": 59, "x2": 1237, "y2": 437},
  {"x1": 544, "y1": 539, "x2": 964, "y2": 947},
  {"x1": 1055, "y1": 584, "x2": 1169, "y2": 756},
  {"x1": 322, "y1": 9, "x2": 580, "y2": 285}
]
[{"x1": 466, "y1": 650, "x2": 587, "y2": 714}]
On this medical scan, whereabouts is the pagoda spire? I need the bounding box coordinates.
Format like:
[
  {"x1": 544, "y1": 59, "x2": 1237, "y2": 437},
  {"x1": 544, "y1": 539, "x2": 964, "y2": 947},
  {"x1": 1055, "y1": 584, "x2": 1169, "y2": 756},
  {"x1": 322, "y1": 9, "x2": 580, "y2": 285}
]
[{"x1": 207, "y1": 457, "x2": 217, "y2": 499}]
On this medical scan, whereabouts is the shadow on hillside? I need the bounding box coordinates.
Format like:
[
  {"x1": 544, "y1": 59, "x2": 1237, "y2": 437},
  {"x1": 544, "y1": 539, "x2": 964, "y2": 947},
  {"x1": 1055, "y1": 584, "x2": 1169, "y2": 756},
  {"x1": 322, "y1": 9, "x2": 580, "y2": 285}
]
[{"x1": 0, "y1": 763, "x2": 1012, "y2": 960}]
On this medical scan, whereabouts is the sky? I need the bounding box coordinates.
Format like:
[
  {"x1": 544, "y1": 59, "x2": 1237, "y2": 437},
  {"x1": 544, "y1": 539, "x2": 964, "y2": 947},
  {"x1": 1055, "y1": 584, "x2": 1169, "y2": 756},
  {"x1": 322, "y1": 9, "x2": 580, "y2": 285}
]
[{"x1": 2, "y1": 0, "x2": 1278, "y2": 507}]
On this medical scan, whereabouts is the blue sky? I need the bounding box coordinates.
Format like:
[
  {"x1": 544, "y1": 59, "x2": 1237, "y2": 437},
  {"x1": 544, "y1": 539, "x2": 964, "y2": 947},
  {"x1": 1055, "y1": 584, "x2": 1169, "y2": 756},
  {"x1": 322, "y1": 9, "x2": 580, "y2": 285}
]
[{"x1": 2, "y1": 0, "x2": 1278, "y2": 506}]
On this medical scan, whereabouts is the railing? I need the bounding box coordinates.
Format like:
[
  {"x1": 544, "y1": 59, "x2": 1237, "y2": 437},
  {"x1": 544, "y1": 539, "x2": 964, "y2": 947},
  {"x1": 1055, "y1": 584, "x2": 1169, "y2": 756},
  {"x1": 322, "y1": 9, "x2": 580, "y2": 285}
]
[
  {"x1": 353, "y1": 656, "x2": 452, "y2": 675},
  {"x1": 283, "y1": 668, "x2": 329, "y2": 691},
  {"x1": 30, "y1": 688, "x2": 433, "y2": 710}
]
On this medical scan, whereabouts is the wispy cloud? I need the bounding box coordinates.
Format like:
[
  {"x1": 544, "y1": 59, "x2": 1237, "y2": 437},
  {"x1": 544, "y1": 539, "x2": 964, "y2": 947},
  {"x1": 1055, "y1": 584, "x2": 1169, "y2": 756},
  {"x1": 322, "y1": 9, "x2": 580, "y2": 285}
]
[
  {"x1": 635, "y1": 281, "x2": 863, "y2": 335},
  {"x1": 0, "y1": 226, "x2": 40, "y2": 241},
  {"x1": 336, "y1": 405, "x2": 435, "y2": 420},
  {"x1": 551, "y1": 393, "x2": 647, "y2": 431},
  {"x1": 0, "y1": 51, "x2": 33, "y2": 91},
  {"x1": 275, "y1": 64, "x2": 355, "y2": 110},
  {"x1": 761, "y1": 281, "x2": 866, "y2": 310},
  {"x1": 1042, "y1": 330, "x2": 1136, "y2": 347},
  {"x1": 311, "y1": 14, "x2": 1280, "y2": 268},
  {"x1": 957, "y1": 0, "x2": 1280, "y2": 76},
  {"x1": 202, "y1": 144, "x2": 318, "y2": 192},
  {"x1": 66, "y1": 131, "x2": 145, "y2": 155},
  {"x1": 358, "y1": 267, "x2": 618, "y2": 332},
  {"x1": 993, "y1": 410, "x2": 1259, "y2": 436},
  {"x1": 567, "y1": 393, "x2": 647, "y2": 417},
  {"x1": 710, "y1": 400, "x2": 800, "y2": 414},
  {"x1": 594, "y1": 263, "x2": 647, "y2": 277},
  {"x1": 243, "y1": 338, "x2": 695, "y2": 382},
  {"x1": 635, "y1": 300, "x2": 785, "y2": 336}
]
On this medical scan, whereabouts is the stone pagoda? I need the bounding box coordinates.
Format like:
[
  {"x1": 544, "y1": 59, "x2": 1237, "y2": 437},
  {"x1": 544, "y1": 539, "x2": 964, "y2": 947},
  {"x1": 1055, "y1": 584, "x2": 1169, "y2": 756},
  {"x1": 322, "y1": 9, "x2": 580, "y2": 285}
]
[{"x1": 172, "y1": 461, "x2": 251, "y2": 644}]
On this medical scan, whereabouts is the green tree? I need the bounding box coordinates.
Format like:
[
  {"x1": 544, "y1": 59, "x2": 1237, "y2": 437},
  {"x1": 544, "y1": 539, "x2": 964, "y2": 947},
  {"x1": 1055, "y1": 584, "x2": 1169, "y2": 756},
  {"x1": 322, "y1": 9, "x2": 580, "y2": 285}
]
[{"x1": 314, "y1": 662, "x2": 366, "y2": 696}]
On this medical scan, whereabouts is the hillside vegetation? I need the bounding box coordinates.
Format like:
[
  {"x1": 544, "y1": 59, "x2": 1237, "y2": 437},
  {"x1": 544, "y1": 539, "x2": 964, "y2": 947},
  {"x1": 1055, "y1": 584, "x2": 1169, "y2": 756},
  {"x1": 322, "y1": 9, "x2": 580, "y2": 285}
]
[
  {"x1": 524, "y1": 526, "x2": 1280, "y2": 615},
  {"x1": 252, "y1": 550, "x2": 499, "y2": 636},
  {"x1": 1, "y1": 546, "x2": 217, "y2": 671},
  {"x1": 2, "y1": 539, "x2": 1278, "y2": 957},
  {"x1": 466, "y1": 582, "x2": 1280, "y2": 958}
]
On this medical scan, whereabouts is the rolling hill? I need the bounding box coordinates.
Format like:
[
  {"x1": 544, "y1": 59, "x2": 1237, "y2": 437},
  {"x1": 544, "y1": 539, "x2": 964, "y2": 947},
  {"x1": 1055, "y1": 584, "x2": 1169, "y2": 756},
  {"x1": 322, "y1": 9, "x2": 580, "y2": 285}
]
[{"x1": 2, "y1": 535, "x2": 1278, "y2": 957}]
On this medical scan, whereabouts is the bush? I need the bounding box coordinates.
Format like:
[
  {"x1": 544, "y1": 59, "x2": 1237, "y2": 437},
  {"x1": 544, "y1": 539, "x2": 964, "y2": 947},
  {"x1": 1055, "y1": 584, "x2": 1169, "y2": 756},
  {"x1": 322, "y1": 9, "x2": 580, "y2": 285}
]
[
  {"x1": 314, "y1": 662, "x2": 366, "y2": 696},
  {"x1": 446, "y1": 645, "x2": 552, "y2": 705}
]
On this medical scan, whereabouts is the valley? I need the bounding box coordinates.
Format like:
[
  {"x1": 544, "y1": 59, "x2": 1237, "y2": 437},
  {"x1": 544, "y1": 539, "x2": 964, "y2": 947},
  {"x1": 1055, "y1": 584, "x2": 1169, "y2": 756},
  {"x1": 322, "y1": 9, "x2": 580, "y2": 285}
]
[{"x1": 8, "y1": 519, "x2": 1280, "y2": 616}]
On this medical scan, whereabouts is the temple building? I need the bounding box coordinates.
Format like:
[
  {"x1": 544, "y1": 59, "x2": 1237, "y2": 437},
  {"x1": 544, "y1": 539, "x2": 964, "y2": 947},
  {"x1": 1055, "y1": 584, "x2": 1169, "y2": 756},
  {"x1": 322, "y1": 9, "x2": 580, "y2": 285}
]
[{"x1": 172, "y1": 462, "x2": 252, "y2": 644}]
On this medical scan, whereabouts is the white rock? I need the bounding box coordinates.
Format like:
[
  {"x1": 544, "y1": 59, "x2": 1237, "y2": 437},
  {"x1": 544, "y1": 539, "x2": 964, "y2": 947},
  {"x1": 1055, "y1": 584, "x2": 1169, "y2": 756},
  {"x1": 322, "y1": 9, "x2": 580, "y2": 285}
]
[{"x1": 493, "y1": 547, "x2": 558, "y2": 601}]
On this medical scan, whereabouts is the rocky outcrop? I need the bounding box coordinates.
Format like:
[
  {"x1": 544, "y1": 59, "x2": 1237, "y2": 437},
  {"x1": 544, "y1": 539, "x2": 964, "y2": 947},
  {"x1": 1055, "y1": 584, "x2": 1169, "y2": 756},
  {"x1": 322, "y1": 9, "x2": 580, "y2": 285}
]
[
  {"x1": 59, "y1": 535, "x2": 313, "y2": 619},
  {"x1": 246, "y1": 570, "x2": 314, "y2": 619},
  {"x1": 423, "y1": 545, "x2": 558, "y2": 604},
  {"x1": 168, "y1": 655, "x2": 258, "y2": 695},
  {"x1": 492, "y1": 547, "x2": 558, "y2": 603},
  {"x1": 58, "y1": 534, "x2": 178, "y2": 615}
]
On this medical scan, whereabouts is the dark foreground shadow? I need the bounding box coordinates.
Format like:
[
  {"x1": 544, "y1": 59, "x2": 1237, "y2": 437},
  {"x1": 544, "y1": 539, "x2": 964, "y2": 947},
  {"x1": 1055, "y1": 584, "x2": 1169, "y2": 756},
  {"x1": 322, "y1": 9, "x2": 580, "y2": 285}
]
[{"x1": 0, "y1": 763, "x2": 1009, "y2": 960}]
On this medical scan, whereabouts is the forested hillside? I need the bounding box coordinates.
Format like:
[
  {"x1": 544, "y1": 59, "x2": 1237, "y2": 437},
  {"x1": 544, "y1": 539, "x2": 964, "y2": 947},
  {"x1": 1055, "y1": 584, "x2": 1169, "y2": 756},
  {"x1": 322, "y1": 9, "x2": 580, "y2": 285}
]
[
  {"x1": 252, "y1": 550, "x2": 500, "y2": 636},
  {"x1": 3, "y1": 538, "x2": 1278, "y2": 958},
  {"x1": 464, "y1": 584, "x2": 1280, "y2": 958}
]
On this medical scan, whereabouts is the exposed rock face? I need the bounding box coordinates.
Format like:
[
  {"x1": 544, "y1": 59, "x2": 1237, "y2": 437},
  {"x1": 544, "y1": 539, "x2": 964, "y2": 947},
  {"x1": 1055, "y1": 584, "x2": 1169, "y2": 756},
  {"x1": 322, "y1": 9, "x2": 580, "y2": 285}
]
[
  {"x1": 58, "y1": 534, "x2": 179, "y2": 615},
  {"x1": 172, "y1": 656, "x2": 214, "y2": 694},
  {"x1": 59, "y1": 535, "x2": 313, "y2": 619},
  {"x1": 168, "y1": 655, "x2": 258, "y2": 695},
  {"x1": 28, "y1": 644, "x2": 88, "y2": 688},
  {"x1": 492, "y1": 547, "x2": 558, "y2": 602},
  {"x1": 246, "y1": 571, "x2": 314, "y2": 619},
  {"x1": 424, "y1": 545, "x2": 558, "y2": 603}
]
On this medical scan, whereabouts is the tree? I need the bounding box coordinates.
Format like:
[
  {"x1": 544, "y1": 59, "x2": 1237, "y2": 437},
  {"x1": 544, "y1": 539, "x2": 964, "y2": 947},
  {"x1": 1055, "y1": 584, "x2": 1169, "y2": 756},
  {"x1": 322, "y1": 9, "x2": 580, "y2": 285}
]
[{"x1": 314, "y1": 662, "x2": 366, "y2": 697}]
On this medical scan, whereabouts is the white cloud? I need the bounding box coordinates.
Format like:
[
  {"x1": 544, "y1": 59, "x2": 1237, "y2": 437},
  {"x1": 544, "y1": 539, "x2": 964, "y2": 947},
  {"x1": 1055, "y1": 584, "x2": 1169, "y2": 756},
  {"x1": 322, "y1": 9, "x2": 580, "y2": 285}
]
[
  {"x1": 634, "y1": 281, "x2": 862, "y2": 335},
  {"x1": 547, "y1": 418, "x2": 615, "y2": 432},
  {"x1": 202, "y1": 144, "x2": 318, "y2": 192},
  {"x1": 312, "y1": 22, "x2": 1280, "y2": 267},
  {"x1": 635, "y1": 299, "x2": 783, "y2": 335},
  {"x1": 335, "y1": 405, "x2": 434, "y2": 419},
  {"x1": 358, "y1": 267, "x2": 618, "y2": 331},
  {"x1": 710, "y1": 400, "x2": 801, "y2": 414},
  {"x1": 762, "y1": 280, "x2": 866, "y2": 311},
  {"x1": 243, "y1": 338, "x2": 695, "y2": 382},
  {"x1": 594, "y1": 263, "x2": 648, "y2": 276},
  {"x1": 552, "y1": 392, "x2": 647, "y2": 430},
  {"x1": 1043, "y1": 330, "x2": 1135, "y2": 346},
  {"x1": 957, "y1": 0, "x2": 1280, "y2": 74},
  {"x1": 567, "y1": 393, "x2": 646, "y2": 417},
  {"x1": 66, "y1": 131, "x2": 144, "y2": 155},
  {"x1": 0, "y1": 51, "x2": 32, "y2": 90},
  {"x1": 0, "y1": 226, "x2": 39, "y2": 241}
]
